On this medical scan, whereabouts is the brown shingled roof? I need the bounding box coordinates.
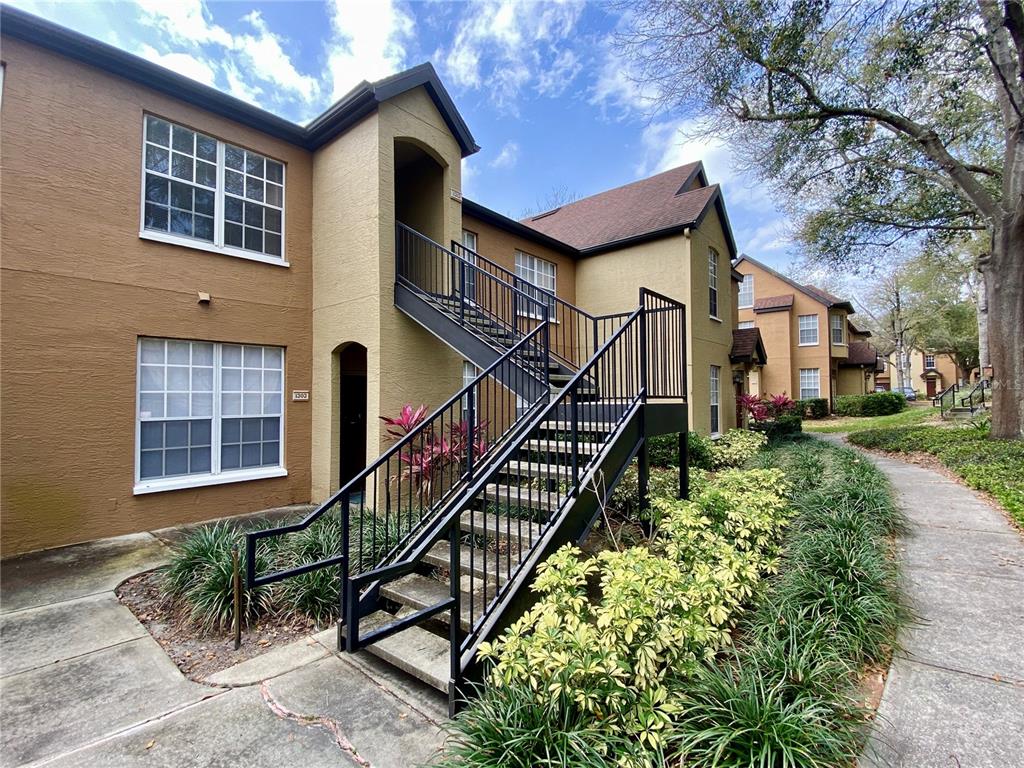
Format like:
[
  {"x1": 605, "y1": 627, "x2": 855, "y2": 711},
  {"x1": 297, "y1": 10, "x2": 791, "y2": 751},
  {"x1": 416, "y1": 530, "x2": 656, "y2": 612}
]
[
  {"x1": 842, "y1": 341, "x2": 881, "y2": 367},
  {"x1": 519, "y1": 163, "x2": 725, "y2": 252},
  {"x1": 753, "y1": 294, "x2": 795, "y2": 313},
  {"x1": 730, "y1": 327, "x2": 768, "y2": 364}
]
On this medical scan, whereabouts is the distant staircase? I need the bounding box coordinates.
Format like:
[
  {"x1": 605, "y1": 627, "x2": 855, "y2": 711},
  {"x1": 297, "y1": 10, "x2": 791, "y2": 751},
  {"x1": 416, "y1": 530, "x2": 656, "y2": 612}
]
[
  {"x1": 934, "y1": 380, "x2": 990, "y2": 419},
  {"x1": 248, "y1": 224, "x2": 688, "y2": 713}
]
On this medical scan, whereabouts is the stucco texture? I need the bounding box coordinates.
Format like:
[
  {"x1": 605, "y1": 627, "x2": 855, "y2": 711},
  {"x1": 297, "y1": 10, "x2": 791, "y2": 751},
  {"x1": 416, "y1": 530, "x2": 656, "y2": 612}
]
[{"x1": 1, "y1": 39, "x2": 314, "y2": 555}]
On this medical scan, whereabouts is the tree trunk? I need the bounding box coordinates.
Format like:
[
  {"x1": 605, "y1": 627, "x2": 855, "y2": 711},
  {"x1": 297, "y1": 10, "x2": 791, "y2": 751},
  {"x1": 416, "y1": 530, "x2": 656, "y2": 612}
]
[
  {"x1": 976, "y1": 270, "x2": 990, "y2": 371},
  {"x1": 986, "y1": 221, "x2": 1024, "y2": 439}
]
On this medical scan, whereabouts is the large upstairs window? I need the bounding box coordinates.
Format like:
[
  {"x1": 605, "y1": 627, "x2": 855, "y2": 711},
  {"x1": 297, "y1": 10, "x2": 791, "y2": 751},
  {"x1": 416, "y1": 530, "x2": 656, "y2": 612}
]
[
  {"x1": 514, "y1": 250, "x2": 556, "y2": 319},
  {"x1": 738, "y1": 274, "x2": 754, "y2": 308},
  {"x1": 142, "y1": 115, "x2": 286, "y2": 265},
  {"x1": 798, "y1": 314, "x2": 819, "y2": 345},
  {"x1": 708, "y1": 248, "x2": 720, "y2": 318}
]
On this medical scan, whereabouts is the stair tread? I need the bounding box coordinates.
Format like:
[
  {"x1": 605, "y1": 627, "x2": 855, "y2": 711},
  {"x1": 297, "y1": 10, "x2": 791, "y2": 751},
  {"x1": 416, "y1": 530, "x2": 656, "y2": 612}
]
[
  {"x1": 424, "y1": 540, "x2": 509, "y2": 584},
  {"x1": 484, "y1": 484, "x2": 564, "y2": 512},
  {"x1": 344, "y1": 609, "x2": 449, "y2": 692},
  {"x1": 539, "y1": 420, "x2": 616, "y2": 432},
  {"x1": 524, "y1": 439, "x2": 602, "y2": 454},
  {"x1": 460, "y1": 508, "x2": 542, "y2": 543},
  {"x1": 380, "y1": 573, "x2": 486, "y2": 632},
  {"x1": 503, "y1": 460, "x2": 573, "y2": 479}
]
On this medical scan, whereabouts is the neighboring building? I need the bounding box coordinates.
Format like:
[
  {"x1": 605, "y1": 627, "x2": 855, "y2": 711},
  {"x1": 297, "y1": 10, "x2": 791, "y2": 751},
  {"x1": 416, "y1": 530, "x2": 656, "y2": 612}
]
[
  {"x1": 876, "y1": 347, "x2": 966, "y2": 397},
  {"x1": 0, "y1": 8, "x2": 746, "y2": 555},
  {"x1": 733, "y1": 255, "x2": 880, "y2": 407}
]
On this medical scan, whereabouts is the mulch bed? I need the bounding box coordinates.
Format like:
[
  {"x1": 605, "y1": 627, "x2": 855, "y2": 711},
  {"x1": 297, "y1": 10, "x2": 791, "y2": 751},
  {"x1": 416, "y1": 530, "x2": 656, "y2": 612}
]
[{"x1": 116, "y1": 569, "x2": 320, "y2": 682}]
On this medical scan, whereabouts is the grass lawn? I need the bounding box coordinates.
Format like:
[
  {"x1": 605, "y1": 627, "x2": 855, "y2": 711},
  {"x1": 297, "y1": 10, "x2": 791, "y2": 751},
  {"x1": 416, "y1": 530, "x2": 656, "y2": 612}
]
[{"x1": 804, "y1": 406, "x2": 938, "y2": 434}]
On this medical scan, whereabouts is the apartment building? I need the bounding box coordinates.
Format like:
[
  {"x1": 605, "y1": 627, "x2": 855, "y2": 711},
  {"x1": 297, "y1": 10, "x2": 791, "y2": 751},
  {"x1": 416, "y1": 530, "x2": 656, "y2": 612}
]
[
  {"x1": 733, "y1": 255, "x2": 880, "y2": 407},
  {"x1": 0, "y1": 8, "x2": 753, "y2": 556},
  {"x1": 876, "y1": 347, "x2": 968, "y2": 396}
]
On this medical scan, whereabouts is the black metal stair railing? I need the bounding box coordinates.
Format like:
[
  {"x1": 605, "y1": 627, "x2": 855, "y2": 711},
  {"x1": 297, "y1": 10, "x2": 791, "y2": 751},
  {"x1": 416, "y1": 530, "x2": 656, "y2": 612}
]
[
  {"x1": 245, "y1": 323, "x2": 551, "y2": 601},
  {"x1": 934, "y1": 382, "x2": 959, "y2": 417},
  {"x1": 336, "y1": 287, "x2": 686, "y2": 697},
  {"x1": 959, "y1": 379, "x2": 989, "y2": 413},
  {"x1": 451, "y1": 239, "x2": 625, "y2": 371}
]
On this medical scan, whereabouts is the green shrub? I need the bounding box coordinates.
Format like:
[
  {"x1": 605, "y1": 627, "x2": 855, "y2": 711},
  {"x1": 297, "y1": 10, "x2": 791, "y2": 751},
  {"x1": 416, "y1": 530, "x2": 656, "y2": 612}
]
[
  {"x1": 834, "y1": 391, "x2": 907, "y2": 417},
  {"x1": 850, "y1": 424, "x2": 1023, "y2": 525},
  {"x1": 709, "y1": 429, "x2": 767, "y2": 468},
  {"x1": 608, "y1": 464, "x2": 681, "y2": 518},
  {"x1": 798, "y1": 398, "x2": 829, "y2": 419},
  {"x1": 646, "y1": 431, "x2": 713, "y2": 470},
  {"x1": 752, "y1": 412, "x2": 804, "y2": 440}
]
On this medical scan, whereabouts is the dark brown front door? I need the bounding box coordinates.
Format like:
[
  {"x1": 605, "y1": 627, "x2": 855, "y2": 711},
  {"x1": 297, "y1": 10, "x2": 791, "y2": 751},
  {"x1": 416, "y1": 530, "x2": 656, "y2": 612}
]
[
  {"x1": 925, "y1": 378, "x2": 936, "y2": 398},
  {"x1": 735, "y1": 379, "x2": 745, "y2": 427},
  {"x1": 339, "y1": 373, "x2": 367, "y2": 489}
]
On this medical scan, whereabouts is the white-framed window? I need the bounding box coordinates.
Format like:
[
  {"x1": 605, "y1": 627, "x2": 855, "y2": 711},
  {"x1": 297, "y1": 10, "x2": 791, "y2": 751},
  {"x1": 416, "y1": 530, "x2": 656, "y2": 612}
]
[
  {"x1": 461, "y1": 360, "x2": 478, "y2": 422},
  {"x1": 708, "y1": 248, "x2": 720, "y2": 318},
  {"x1": 514, "y1": 250, "x2": 556, "y2": 319},
  {"x1": 136, "y1": 338, "x2": 285, "y2": 494},
  {"x1": 738, "y1": 274, "x2": 754, "y2": 308},
  {"x1": 924, "y1": 353, "x2": 936, "y2": 369},
  {"x1": 798, "y1": 314, "x2": 819, "y2": 345},
  {"x1": 141, "y1": 115, "x2": 286, "y2": 265},
  {"x1": 710, "y1": 365, "x2": 721, "y2": 435},
  {"x1": 461, "y1": 229, "x2": 478, "y2": 252},
  {"x1": 831, "y1": 314, "x2": 845, "y2": 345},
  {"x1": 799, "y1": 368, "x2": 820, "y2": 399},
  {"x1": 737, "y1": 320, "x2": 755, "y2": 329}
]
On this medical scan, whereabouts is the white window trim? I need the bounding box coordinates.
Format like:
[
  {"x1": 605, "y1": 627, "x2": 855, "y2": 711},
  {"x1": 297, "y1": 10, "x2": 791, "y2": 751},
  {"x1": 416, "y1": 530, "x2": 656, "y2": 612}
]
[
  {"x1": 799, "y1": 368, "x2": 821, "y2": 399},
  {"x1": 831, "y1": 315, "x2": 846, "y2": 346},
  {"x1": 514, "y1": 250, "x2": 557, "y2": 320},
  {"x1": 710, "y1": 365, "x2": 721, "y2": 437},
  {"x1": 133, "y1": 339, "x2": 286, "y2": 495},
  {"x1": 738, "y1": 274, "x2": 754, "y2": 309},
  {"x1": 138, "y1": 114, "x2": 288, "y2": 266},
  {"x1": 924, "y1": 354, "x2": 936, "y2": 369},
  {"x1": 798, "y1": 314, "x2": 819, "y2": 346},
  {"x1": 737, "y1": 320, "x2": 755, "y2": 329},
  {"x1": 708, "y1": 248, "x2": 719, "y2": 319}
]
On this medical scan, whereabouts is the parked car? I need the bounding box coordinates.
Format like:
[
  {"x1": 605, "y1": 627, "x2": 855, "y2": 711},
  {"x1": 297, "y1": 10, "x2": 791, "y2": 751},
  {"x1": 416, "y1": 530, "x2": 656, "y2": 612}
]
[{"x1": 897, "y1": 386, "x2": 917, "y2": 401}]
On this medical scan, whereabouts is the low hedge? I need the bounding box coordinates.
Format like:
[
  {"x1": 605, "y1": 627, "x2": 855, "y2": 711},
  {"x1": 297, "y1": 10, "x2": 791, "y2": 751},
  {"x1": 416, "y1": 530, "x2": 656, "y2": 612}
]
[
  {"x1": 799, "y1": 398, "x2": 829, "y2": 419},
  {"x1": 835, "y1": 391, "x2": 907, "y2": 417},
  {"x1": 849, "y1": 425, "x2": 1024, "y2": 525}
]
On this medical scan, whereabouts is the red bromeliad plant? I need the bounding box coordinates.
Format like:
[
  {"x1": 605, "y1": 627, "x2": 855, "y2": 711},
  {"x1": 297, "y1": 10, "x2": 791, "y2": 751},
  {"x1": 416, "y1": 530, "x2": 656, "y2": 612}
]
[
  {"x1": 738, "y1": 392, "x2": 798, "y2": 424},
  {"x1": 380, "y1": 404, "x2": 489, "y2": 496}
]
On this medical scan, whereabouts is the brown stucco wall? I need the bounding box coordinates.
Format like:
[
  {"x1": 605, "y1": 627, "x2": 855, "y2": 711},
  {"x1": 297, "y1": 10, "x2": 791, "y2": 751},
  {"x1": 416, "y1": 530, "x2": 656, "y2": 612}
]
[{"x1": 1, "y1": 38, "x2": 314, "y2": 555}]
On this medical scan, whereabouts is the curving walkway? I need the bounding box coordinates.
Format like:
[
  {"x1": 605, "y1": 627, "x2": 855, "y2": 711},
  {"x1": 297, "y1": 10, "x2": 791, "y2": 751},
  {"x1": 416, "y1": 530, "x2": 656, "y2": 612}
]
[{"x1": 819, "y1": 436, "x2": 1024, "y2": 767}]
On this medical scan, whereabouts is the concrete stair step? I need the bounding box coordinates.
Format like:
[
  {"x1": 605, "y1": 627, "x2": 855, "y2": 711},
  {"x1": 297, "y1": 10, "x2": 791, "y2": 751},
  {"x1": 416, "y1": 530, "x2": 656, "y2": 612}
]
[
  {"x1": 501, "y1": 459, "x2": 573, "y2": 481},
  {"x1": 424, "y1": 540, "x2": 509, "y2": 587},
  {"x1": 460, "y1": 508, "x2": 542, "y2": 544},
  {"x1": 484, "y1": 484, "x2": 564, "y2": 513},
  {"x1": 342, "y1": 609, "x2": 449, "y2": 693},
  {"x1": 539, "y1": 420, "x2": 615, "y2": 433},
  {"x1": 379, "y1": 573, "x2": 486, "y2": 632},
  {"x1": 524, "y1": 438, "x2": 602, "y2": 455}
]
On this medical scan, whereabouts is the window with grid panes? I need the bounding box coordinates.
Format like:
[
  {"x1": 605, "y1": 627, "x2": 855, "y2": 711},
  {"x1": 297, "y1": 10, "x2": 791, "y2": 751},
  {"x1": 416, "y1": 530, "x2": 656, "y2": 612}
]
[{"x1": 142, "y1": 115, "x2": 285, "y2": 261}]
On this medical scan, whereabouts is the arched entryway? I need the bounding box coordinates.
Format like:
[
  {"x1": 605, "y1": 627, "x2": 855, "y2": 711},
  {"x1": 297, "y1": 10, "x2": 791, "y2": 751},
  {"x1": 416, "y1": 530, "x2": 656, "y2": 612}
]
[
  {"x1": 394, "y1": 138, "x2": 445, "y2": 242},
  {"x1": 334, "y1": 342, "x2": 367, "y2": 491}
]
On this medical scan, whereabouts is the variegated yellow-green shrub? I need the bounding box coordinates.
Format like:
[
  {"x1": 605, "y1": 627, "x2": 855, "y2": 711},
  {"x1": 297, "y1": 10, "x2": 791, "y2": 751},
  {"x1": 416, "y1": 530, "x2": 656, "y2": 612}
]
[
  {"x1": 709, "y1": 428, "x2": 768, "y2": 469},
  {"x1": 477, "y1": 468, "x2": 791, "y2": 756}
]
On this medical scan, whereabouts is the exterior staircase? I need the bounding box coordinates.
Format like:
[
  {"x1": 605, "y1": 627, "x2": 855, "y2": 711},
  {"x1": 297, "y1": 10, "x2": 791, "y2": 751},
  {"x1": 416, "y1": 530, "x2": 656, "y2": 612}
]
[
  {"x1": 248, "y1": 223, "x2": 688, "y2": 713},
  {"x1": 934, "y1": 380, "x2": 990, "y2": 419}
]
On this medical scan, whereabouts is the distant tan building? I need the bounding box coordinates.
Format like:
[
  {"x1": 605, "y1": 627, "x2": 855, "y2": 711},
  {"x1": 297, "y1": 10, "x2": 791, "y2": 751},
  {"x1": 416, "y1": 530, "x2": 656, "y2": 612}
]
[
  {"x1": 876, "y1": 347, "x2": 967, "y2": 397},
  {"x1": 1, "y1": 8, "x2": 747, "y2": 555},
  {"x1": 733, "y1": 255, "x2": 880, "y2": 408}
]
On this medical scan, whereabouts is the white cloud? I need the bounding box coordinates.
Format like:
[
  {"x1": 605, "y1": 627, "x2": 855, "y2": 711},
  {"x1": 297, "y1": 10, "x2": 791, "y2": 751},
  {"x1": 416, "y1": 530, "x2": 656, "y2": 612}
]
[
  {"x1": 325, "y1": 0, "x2": 414, "y2": 101},
  {"x1": 490, "y1": 141, "x2": 520, "y2": 169},
  {"x1": 236, "y1": 11, "x2": 319, "y2": 103},
  {"x1": 635, "y1": 118, "x2": 730, "y2": 181},
  {"x1": 589, "y1": 47, "x2": 659, "y2": 119},
  {"x1": 438, "y1": 0, "x2": 585, "y2": 112},
  {"x1": 461, "y1": 156, "x2": 480, "y2": 197},
  {"x1": 135, "y1": 0, "x2": 233, "y2": 47},
  {"x1": 137, "y1": 44, "x2": 217, "y2": 87},
  {"x1": 221, "y1": 59, "x2": 263, "y2": 105}
]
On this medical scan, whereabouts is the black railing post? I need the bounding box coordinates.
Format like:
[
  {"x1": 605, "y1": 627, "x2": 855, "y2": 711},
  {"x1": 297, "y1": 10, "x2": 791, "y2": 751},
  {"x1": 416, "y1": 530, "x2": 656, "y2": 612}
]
[
  {"x1": 458, "y1": 259, "x2": 466, "y2": 322},
  {"x1": 570, "y1": 382, "x2": 580, "y2": 492},
  {"x1": 680, "y1": 430, "x2": 690, "y2": 500},
  {"x1": 341, "y1": 491, "x2": 357, "y2": 652},
  {"x1": 466, "y1": 386, "x2": 476, "y2": 481},
  {"x1": 543, "y1": 306, "x2": 551, "y2": 394},
  {"x1": 639, "y1": 295, "x2": 648, "y2": 399},
  {"x1": 448, "y1": 522, "x2": 462, "y2": 718}
]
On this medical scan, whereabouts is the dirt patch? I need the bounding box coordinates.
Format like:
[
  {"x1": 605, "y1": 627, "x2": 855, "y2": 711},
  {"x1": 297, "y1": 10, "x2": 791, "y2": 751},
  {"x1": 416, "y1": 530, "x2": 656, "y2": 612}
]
[
  {"x1": 857, "y1": 662, "x2": 890, "y2": 719},
  {"x1": 116, "y1": 570, "x2": 320, "y2": 682}
]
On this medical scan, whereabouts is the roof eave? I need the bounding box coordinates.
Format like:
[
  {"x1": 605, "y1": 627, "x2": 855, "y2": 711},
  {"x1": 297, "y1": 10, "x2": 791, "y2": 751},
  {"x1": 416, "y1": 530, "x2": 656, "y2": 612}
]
[
  {"x1": 462, "y1": 199, "x2": 580, "y2": 257},
  {"x1": 1, "y1": 6, "x2": 480, "y2": 157},
  {"x1": 734, "y1": 253, "x2": 856, "y2": 314}
]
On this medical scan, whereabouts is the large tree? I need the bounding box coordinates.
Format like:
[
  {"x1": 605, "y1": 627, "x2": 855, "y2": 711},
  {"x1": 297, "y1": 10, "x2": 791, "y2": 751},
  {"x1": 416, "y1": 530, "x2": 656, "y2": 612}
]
[{"x1": 622, "y1": 0, "x2": 1023, "y2": 438}]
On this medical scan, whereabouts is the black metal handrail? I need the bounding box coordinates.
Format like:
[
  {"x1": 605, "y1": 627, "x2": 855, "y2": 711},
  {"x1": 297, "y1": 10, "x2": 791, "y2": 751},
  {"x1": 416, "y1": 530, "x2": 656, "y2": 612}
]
[
  {"x1": 398, "y1": 224, "x2": 550, "y2": 371},
  {"x1": 246, "y1": 323, "x2": 550, "y2": 594},
  {"x1": 934, "y1": 382, "x2": 959, "y2": 417},
  {"x1": 339, "y1": 288, "x2": 688, "y2": 694},
  {"x1": 959, "y1": 379, "x2": 989, "y2": 413},
  {"x1": 452, "y1": 240, "x2": 629, "y2": 371}
]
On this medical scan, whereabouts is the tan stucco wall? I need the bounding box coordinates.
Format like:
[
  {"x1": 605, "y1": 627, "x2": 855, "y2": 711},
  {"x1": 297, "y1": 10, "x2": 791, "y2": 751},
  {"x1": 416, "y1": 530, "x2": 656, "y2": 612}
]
[
  {"x1": 836, "y1": 367, "x2": 870, "y2": 395},
  {"x1": 309, "y1": 87, "x2": 465, "y2": 502},
  {"x1": 574, "y1": 210, "x2": 737, "y2": 435},
  {"x1": 735, "y1": 261, "x2": 841, "y2": 403},
  {"x1": 1, "y1": 39, "x2": 314, "y2": 555}
]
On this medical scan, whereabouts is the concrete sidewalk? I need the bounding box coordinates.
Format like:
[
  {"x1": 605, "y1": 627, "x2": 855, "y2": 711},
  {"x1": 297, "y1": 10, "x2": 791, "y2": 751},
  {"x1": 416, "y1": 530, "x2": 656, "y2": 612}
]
[
  {"x1": 822, "y1": 436, "x2": 1024, "y2": 767},
  {"x1": 0, "y1": 532, "x2": 447, "y2": 767}
]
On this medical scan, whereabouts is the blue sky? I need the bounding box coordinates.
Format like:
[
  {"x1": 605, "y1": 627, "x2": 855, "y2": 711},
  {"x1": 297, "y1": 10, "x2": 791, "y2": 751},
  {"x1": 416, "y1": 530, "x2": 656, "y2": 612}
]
[{"x1": 11, "y1": 0, "x2": 793, "y2": 267}]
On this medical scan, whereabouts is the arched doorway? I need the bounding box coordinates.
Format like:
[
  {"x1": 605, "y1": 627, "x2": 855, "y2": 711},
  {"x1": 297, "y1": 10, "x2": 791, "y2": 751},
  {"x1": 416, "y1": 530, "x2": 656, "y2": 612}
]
[
  {"x1": 335, "y1": 342, "x2": 367, "y2": 491},
  {"x1": 394, "y1": 138, "x2": 445, "y2": 242}
]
